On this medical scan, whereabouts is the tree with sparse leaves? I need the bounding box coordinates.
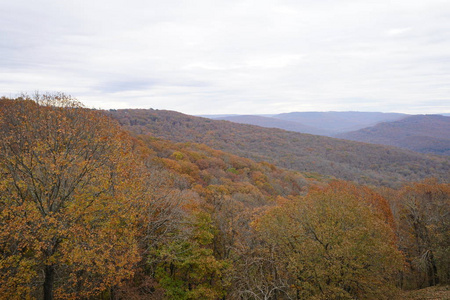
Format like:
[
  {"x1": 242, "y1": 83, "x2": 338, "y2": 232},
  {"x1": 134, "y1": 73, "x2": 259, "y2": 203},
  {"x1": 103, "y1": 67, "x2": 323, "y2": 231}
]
[{"x1": 388, "y1": 179, "x2": 450, "y2": 289}]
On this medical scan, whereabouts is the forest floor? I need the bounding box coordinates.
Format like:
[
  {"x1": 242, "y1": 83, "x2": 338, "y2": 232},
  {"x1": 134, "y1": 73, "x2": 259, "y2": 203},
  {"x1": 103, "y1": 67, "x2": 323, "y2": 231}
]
[{"x1": 401, "y1": 285, "x2": 450, "y2": 299}]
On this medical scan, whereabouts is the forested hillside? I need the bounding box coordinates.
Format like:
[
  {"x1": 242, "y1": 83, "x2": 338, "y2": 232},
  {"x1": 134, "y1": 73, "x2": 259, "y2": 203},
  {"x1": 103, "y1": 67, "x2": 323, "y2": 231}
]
[
  {"x1": 337, "y1": 115, "x2": 450, "y2": 155},
  {"x1": 1, "y1": 95, "x2": 449, "y2": 299},
  {"x1": 108, "y1": 109, "x2": 450, "y2": 187}
]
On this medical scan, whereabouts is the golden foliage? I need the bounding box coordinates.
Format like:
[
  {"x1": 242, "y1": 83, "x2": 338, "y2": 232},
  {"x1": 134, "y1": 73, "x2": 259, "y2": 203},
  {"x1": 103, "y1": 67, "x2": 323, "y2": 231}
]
[
  {"x1": 255, "y1": 181, "x2": 404, "y2": 299},
  {"x1": 0, "y1": 94, "x2": 141, "y2": 298}
]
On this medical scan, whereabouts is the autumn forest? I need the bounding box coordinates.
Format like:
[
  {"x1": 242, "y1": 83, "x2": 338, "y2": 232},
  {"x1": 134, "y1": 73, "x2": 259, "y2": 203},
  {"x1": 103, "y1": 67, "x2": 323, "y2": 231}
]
[{"x1": 0, "y1": 94, "x2": 449, "y2": 299}]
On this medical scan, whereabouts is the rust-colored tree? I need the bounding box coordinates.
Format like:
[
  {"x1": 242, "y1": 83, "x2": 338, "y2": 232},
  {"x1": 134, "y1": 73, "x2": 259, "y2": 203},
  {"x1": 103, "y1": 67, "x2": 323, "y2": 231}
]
[{"x1": 0, "y1": 94, "x2": 140, "y2": 299}]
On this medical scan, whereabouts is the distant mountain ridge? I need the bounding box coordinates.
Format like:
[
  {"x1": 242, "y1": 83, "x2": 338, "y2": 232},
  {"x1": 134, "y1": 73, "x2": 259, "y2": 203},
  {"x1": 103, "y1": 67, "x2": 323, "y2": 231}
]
[
  {"x1": 108, "y1": 109, "x2": 450, "y2": 187},
  {"x1": 337, "y1": 115, "x2": 450, "y2": 156},
  {"x1": 206, "y1": 112, "x2": 450, "y2": 156},
  {"x1": 274, "y1": 111, "x2": 408, "y2": 133},
  {"x1": 215, "y1": 115, "x2": 330, "y2": 135},
  {"x1": 206, "y1": 111, "x2": 408, "y2": 136}
]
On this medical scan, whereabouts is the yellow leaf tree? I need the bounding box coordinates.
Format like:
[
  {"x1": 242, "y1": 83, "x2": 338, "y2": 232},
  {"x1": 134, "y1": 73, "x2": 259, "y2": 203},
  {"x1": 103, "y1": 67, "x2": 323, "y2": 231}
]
[{"x1": 255, "y1": 181, "x2": 404, "y2": 300}]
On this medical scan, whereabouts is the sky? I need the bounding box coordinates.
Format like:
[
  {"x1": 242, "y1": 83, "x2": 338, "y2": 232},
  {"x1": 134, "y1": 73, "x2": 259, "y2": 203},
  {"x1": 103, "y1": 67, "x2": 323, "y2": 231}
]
[{"x1": 1, "y1": 0, "x2": 450, "y2": 115}]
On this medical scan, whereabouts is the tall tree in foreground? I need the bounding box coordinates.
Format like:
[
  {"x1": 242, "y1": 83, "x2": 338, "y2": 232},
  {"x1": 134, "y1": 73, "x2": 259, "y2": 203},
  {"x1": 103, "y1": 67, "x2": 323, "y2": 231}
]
[
  {"x1": 0, "y1": 94, "x2": 140, "y2": 299},
  {"x1": 255, "y1": 181, "x2": 404, "y2": 300}
]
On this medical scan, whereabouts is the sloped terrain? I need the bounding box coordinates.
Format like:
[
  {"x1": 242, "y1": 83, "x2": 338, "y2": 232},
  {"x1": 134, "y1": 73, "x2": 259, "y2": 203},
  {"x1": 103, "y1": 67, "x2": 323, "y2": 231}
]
[
  {"x1": 400, "y1": 285, "x2": 450, "y2": 299},
  {"x1": 337, "y1": 115, "x2": 450, "y2": 155}
]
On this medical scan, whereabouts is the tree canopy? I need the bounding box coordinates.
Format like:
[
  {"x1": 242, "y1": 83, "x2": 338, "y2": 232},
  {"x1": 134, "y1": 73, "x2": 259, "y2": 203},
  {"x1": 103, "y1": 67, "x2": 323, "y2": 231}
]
[{"x1": 0, "y1": 94, "x2": 448, "y2": 299}]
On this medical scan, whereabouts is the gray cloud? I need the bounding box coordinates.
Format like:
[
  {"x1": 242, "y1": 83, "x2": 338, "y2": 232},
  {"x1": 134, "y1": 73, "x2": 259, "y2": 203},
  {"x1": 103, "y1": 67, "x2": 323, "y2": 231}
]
[{"x1": 1, "y1": 0, "x2": 450, "y2": 114}]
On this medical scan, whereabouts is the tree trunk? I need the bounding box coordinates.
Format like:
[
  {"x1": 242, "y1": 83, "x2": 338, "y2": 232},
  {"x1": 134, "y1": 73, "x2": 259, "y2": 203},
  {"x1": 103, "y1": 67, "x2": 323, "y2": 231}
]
[
  {"x1": 44, "y1": 264, "x2": 55, "y2": 300},
  {"x1": 427, "y1": 250, "x2": 439, "y2": 287}
]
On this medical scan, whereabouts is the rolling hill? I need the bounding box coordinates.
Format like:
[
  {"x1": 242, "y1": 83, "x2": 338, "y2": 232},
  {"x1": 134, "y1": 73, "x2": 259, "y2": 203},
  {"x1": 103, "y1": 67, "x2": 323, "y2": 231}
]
[
  {"x1": 273, "y1": 111, "x2": 408, "y2": 133},
  {"x1": 214, "y1": 115, "x2": 330, "y2": 135},
  {"x1": 107, "y1": 109, "x2": 450, "y2": 187},
  {"x1": 337, "y1": 115, "x2": 450, "y2": 155}
]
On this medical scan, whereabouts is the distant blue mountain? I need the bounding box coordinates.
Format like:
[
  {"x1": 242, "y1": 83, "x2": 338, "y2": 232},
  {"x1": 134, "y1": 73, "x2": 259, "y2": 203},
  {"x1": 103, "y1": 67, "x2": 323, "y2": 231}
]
[
  {"x1": 272, "y1": 112, "x2": 408, "y2": 134},
  {"x1": 337, "y1": 115, "x2": 450, "y2": 155},
  {"x1": 205, "y1": 111, "x2": 408, "y2": 136}
]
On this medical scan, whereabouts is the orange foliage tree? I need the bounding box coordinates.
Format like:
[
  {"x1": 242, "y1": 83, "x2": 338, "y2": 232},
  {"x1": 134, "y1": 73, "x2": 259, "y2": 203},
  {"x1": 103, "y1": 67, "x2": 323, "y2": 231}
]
[{"x1": 0, "y1": 94, "x2": 141, "y2": 299}]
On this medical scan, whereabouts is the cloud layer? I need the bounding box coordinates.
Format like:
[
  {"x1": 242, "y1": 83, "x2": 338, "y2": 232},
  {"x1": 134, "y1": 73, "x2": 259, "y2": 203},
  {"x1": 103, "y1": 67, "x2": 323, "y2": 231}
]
[{"x1": 1, "y1": 0, "x2": 450, "y2": 114}]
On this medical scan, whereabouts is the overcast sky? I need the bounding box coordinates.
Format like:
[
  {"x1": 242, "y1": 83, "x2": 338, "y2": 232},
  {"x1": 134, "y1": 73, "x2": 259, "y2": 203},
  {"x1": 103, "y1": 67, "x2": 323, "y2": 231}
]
[{"x1": 1, "y1": 0, "x2": 450, "y2": 114}]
